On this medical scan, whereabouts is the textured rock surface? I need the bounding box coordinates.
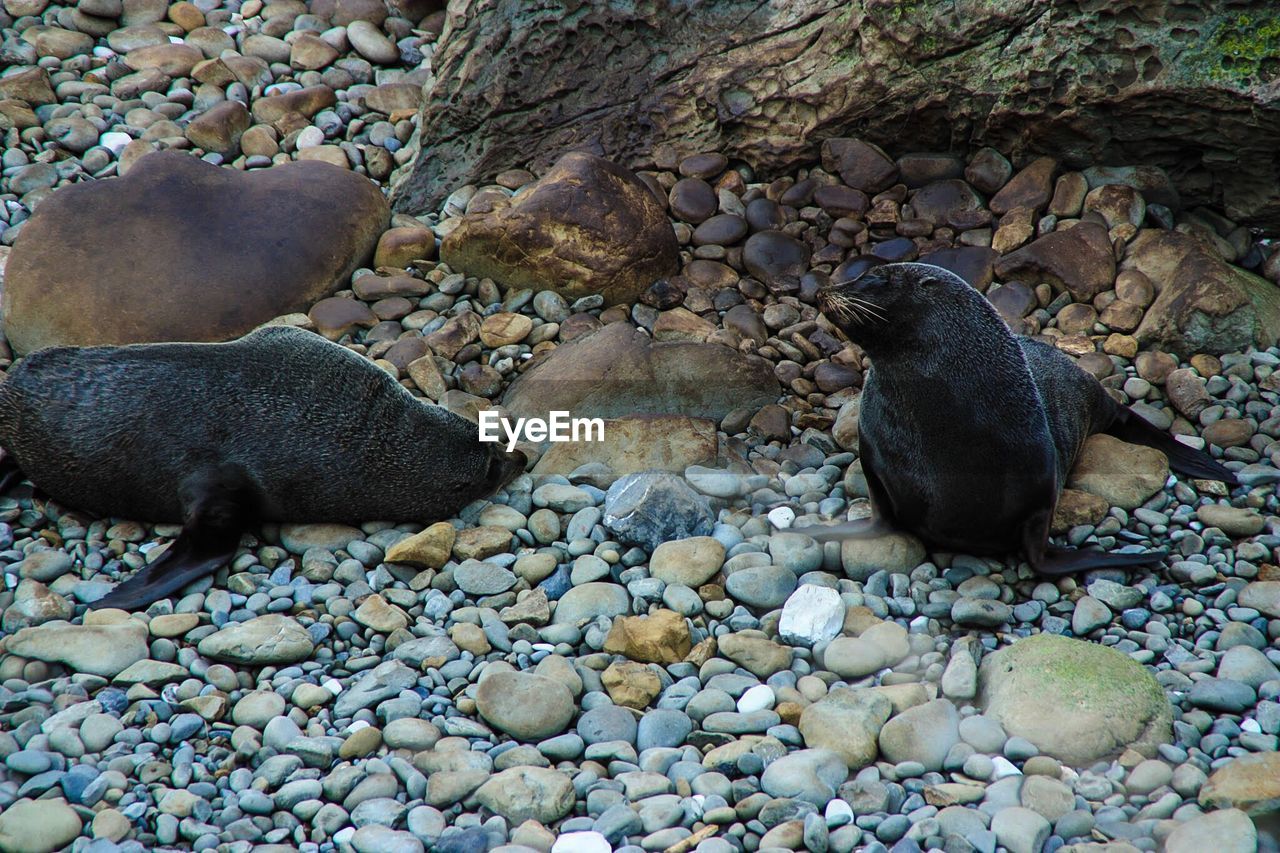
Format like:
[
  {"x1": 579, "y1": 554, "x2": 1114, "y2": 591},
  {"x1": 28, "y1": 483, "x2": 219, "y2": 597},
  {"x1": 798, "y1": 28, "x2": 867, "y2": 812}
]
[
  {"x1": 392, "y1": 0, "x2": 1280, "y2": 229},
  {"x1": 502, "y1": 321, "x2": 779, "y2": 422},
  {"x1": 3, "y1": 151, "x2": 388, "y2": 354},
  {"x1": 978, "y1": 633, "x2": 1172, "y2": 766},
  {"x1": 439, "y1": 151, "x2": 678, "y2": 305},
  {"x1": 1121, "y1": 228, "x2": 1280, "y2": 355}
]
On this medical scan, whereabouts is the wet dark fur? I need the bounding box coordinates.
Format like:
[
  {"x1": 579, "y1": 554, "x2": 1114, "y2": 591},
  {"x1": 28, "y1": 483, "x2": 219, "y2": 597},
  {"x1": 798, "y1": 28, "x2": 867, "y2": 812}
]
[
  {"x1": 809, "y1": 262, "x2": 1236, "y2": 571},
  {"x1": 0, "y1": 325, "x2": 525, "y2": 609},
  {"x1": 0, "y1": 325, "x2": 523, "y2": 522}
]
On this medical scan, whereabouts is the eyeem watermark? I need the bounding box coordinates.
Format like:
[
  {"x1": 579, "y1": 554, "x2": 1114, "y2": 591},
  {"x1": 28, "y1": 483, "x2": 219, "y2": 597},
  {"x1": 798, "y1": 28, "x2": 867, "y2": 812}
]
[{"x1": 478, "y1": 411, "x2": 605, "y2": 451}]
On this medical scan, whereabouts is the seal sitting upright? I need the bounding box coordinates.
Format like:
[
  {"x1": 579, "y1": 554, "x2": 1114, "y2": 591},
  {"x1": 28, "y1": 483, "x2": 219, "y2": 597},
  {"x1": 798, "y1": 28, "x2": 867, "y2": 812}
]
[
  {"x1": 0, "y1": 325, "x2": 527, "y2": 609},
  {"x1": 800, "y1": 262, "x2": 1237, "y2": 574}
]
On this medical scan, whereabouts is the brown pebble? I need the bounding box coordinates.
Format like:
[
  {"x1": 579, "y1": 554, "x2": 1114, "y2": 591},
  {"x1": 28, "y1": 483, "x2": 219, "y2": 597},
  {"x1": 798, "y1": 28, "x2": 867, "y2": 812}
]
[
  {"x1": 1189, "y1": 353, "x2": 1222, "y2": 377},
  {"x1": 1074, "y1": 351, "x2": 1114, "y2": 379},
  {"x1": 1135, "y1": 350, "x2": 1178, "y2": 384},
  {"x1": 1102, "y1": 333, "x2": 1139, "y2": 358},
  {"x1": 1202, "y1": 418, "x2": 1254, "y2": 448},
  {"x1": 1055, "y1": 302, "x2": 1098, "y2": 335},
  {"x1": 309, "y1": 297, "x2": 376, "y2": 340},
  {"x1": 375, "y1": 226, "x2": 435, "y2": 268},
  {"x1": 668, "y1": 178, "x2": 717, "y2": 223},
  {"x1": 678, "y1": 152, "x2": 728, "y2": 180},
  {"x1": 1098, "y1": 299, "x2": 1144, "y2": 332},
  {"x1": 479, "y1": 312, "x2": 533, "y2": 347}
]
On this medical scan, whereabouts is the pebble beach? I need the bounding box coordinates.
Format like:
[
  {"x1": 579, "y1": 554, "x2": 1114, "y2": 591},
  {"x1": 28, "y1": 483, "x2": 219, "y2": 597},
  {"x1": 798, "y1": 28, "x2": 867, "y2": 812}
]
[{"x1": 2, "y1": 2, "x2": 1280, "y2": 853}]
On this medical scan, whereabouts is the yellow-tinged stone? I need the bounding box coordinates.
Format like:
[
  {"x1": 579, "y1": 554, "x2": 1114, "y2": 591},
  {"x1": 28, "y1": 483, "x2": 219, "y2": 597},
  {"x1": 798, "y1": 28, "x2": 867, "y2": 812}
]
[
  {"x1": 149, "y1": 613, "x2": 199, "y2": 637},
  {"x1": 352, "y1": 594, "x2": 409, "y2": 633},
  {"x1": 602, "y1": 609, "x2": 691, "y2": 664},
  {"x1": 339, "y1": 725, "x2": 383, "y2": 759},
  {"x1": 385, "y1": 522, "x2": 455, "y2": 568},
  {"x1": 602, "y1": 661, "x2": 661, "y2": 709}
]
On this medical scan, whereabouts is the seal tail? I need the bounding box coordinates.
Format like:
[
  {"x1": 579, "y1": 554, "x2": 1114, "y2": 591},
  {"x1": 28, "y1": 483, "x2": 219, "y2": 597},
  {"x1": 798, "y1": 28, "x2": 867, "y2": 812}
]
[{"x1": 1105, "y1": 406, "x2": 1239, "y2": 485}]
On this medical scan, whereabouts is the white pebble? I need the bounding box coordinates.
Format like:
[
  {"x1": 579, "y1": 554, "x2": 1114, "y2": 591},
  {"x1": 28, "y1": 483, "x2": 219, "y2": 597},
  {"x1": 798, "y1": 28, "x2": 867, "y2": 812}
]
[
  {"x1": 778, "y1": 584, "x2": 845, "y2": 647},
  {"x1": 768, "y1": 506, "x2": 796, "y2": 529},
  {"x1": 99, "y1": 132, "x2": 133, "y2": 155},
  {"x1": 348, "y1": 719, "x2": 370, "y2": 732},
  {"x1": 991, "y1": 756, "x2": 1023, "y2": 778},
  {"x1": 1241, "y1": 718, "x2": 1262, "y2": 734},
  {"x1": 323, "y1": 678, "x2": 344, "y2": 695},
  {"x1": 296, "y1": 126, "x2": 325, "y2": 149},
  {"x1": 737, "y1": 684, "x2": 775, "y2": 714},
  {"x1": 333, "y1": 827, "x2": 355, "y2": 846},
  {"x1": 551, "y1": 831, "x2": 612, "y2": 853},
  {"x1": 825, "y1": 797, "x2": 854, "y2": 827}
]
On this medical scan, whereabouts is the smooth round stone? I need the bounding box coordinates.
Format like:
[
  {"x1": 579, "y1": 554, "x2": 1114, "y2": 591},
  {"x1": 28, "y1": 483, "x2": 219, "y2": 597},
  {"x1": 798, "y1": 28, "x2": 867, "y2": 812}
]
[
  {"x1": 476, "y1": 672, "x2": 575, "y2": 741},
  {"x1": 576, "y1": 704, "x2": 638, "y2": 745},
  {"x1": 822, "y1": 636, "x2": 885, "y2": 679},
  {"x1": 742, "y1": 230, "x2": 810, "y2": 289},
  {"x1": 669, "y1": 178, "x2": 717, "y2": 223},
  {"x1": 692, "y1": 213, "x2": 748, "y2": 246},
  {"x1": 636, "y1": 710, "x2": 693, "y2": 751},
  {"x1": 724, "y1": 565, "x2": 797, "y2": 609}
]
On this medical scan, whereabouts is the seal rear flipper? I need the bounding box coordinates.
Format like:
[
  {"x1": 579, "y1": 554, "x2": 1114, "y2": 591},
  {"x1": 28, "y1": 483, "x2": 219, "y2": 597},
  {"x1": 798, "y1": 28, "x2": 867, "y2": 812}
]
[
  {"x1": 89, "y1": 530, "x2": 241, "y2": 610},
  {"x1": 1105, "y1": 406, "x2": 1239, "y2": 485},
  {"x1": 0, "y1": 449, "x2": 23, "y2": 495},
  {"x1": 1034, "y1": 546, "x2": 1167, "y2": 575},
  {"x1": 1020, "y1": 502, "x2": 1164, "y2": 575},
  {"x1": 90, "y1": 465, "x2": 254, "y2": 611}
]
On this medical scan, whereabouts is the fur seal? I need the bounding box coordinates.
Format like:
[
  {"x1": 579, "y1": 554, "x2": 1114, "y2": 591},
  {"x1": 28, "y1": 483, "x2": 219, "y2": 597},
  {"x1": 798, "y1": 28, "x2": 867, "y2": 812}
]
[
  {"x1": 0, "y1": 325, "x2": 526, "y2": 609},
  {"x1": 799, "y1": 262, "x2": 1237, "y2": 574}
]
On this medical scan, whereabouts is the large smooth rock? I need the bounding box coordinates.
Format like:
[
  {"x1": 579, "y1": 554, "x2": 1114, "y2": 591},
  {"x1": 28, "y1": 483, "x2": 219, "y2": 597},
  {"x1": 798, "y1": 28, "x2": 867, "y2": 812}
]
[
  {"x1": 391, "y1": 4, "x2": 1280, "y2": 231},
  {"x1": 476, "y1": 671, "x2": 576, "y2": 741},
  {"x1": 3, "y1": 150, "x2": 389, "y2": 354},
  {"x1": 978, "y1": 633, "x2": 1171, "y2": 766},
  {"x1": 531, "y1": 415, "x2": 717, "y2": 479},
  {"x1": 1121, "y1": 228, "x2": 1280, "y2": 355},
  {"x1": 475, "y1": 767, "x2": 575, "y2": 825},
  {"x1": 196, "y1": 615, "x2": 315, "y2": 665},
  {"x1": 798, "y1": 687, "x2": 893, "y2": 770},
  {"x1": 993, "y1": 222, "x2": 1115, "y2": 301},
  {"x1": 0, "y1": 798, "x2": 82, "y2": 853},
  {"x1": 5, "y1": 619, "x2": 148, "y2": 678},
  {"x1": 440, "y1": 151, "x2": 677, "y2": 305},
  {"x1": 503, "y1": 322, "x2": 779, "y2": 423},
  {"x1": 1066, "y1": 434, "x2": 1169, "y2": 510},
  {"x1": 1165, "y1": 809, "x2": 1257, "y2": 853},
  {"x1": 1198, "y1": 752, "x2": 1280, "y2": 816}
]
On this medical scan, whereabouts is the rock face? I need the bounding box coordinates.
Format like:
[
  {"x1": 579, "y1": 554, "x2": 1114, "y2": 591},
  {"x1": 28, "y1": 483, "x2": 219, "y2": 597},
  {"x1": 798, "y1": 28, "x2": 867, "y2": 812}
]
[
  {"x1": 503, "y1": 322, "x2": 779, "y2": 422},
  {"x1": 391, "y1": 1, "x2": 1280, "y2": 230},
  {"x1": 439, "y1": 152, "x2": 678, "y2": 305},
  {"x1": 3, "y1": 150, "x2": 389, "y2": 354},
  {"x1": 978, "y1": 633, "x2": 1172, "y2": 766},
  {"x1": 1121, "y1": 228, "x2": 1280, "y2": 355}
]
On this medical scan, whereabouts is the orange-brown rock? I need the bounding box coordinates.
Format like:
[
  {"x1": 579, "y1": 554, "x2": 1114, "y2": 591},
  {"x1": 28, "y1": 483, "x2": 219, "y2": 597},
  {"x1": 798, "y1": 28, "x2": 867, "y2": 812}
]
[
  {"x1": 3, "y1": 151, "x2": 388, "y2": 354},
  {"x1": 440, "y1": 152, "x2": 678, "y2": 305}
]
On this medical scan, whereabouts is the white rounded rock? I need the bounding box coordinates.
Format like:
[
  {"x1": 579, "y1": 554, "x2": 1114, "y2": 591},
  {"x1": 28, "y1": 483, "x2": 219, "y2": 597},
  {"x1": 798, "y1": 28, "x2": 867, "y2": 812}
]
[
  {"x1": 551, "y1": 831, "x2": 612, "y2": 853},
  {"x1": 737, "y1": 684, "x2": 776, "y2": 714},
  {"x1": 778, "y1": 584, "x2": 845, "y2": 646},
  {"x1": 768, "y1": 506, "x2": 796, "y2": 529}
]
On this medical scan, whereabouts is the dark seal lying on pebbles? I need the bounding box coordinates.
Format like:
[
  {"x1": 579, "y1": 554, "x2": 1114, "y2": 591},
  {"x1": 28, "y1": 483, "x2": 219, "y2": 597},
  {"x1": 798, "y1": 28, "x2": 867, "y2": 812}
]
[
  {"x1": 800, "y1": 262, "x2": 1239, "y2": 574},
  {"x1": 0, "y1": 325, "x2": 526, "y2": 610}
]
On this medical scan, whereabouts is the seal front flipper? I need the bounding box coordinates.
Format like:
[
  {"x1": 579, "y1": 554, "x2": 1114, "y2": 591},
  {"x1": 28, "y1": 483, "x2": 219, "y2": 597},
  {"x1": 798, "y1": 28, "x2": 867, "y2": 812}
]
[
  {"x1": 1105, "y1": 406, "x2": 1239, "y2": 485},
  {"x1": 91, "y1": 466, "x2": 254, "y2": 611}
]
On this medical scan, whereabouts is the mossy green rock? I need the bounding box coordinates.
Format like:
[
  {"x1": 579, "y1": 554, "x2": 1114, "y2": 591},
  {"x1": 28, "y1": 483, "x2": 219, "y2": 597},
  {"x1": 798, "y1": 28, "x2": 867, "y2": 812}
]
[{"x1": 978, "y1": 633, "x2": 1172, "y2": 766}]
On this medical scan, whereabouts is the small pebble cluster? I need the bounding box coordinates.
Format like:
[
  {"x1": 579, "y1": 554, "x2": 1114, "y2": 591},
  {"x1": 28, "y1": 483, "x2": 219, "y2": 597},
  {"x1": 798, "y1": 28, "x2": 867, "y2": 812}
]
[{"x1": 2, "y1": 0, "x2": 1280, "y2": 852}]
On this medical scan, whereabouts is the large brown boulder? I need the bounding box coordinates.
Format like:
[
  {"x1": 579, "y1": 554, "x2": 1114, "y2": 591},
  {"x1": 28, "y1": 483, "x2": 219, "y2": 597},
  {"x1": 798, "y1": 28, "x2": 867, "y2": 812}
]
[
  {"x1": 531, "y1": 414, "x2": 718, "y2": 480},
  {"x1": 2, "y1": 151, "x2": 389, "y2": 354},
  {"x1": 993, "y1": 221, "x2": 1115, "y2": 301},
  {"x1": 391, "y1": 1, "x2": 1280, "y2": 230},
  {"x1": 1121, "y1": 228, "x2": 1280, "y2": 356},
  {"x1": 503, "y1": 321, "x2": 779, "y2": 422},
  {"x1": 439, "y1": 151, "x2": 678, "y2": 305}
]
